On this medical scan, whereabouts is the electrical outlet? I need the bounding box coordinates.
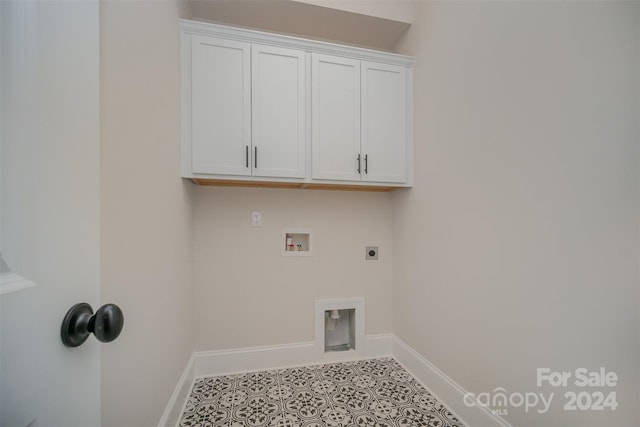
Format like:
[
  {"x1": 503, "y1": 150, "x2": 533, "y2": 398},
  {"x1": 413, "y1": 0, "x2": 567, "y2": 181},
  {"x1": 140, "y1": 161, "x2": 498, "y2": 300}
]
[
  {"x1": 251, "y1": 210, "x2": 263, "y2": 227},
  {"x1": 366, "y1": 246, "x2": 378, "y2": 260}
]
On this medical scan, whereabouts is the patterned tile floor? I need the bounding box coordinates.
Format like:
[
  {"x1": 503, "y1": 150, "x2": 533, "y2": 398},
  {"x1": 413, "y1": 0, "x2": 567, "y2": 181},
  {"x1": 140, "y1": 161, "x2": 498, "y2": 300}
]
[{"x1": 179, "y1": 357, "x2": 465, "y2": 427}]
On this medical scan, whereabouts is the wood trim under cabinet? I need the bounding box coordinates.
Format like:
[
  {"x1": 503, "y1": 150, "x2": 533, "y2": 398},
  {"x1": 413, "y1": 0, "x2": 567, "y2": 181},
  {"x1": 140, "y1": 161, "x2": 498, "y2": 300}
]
[
  {"x1": 190, "y1": 178, "x2": 402, "y2": 192},
  {"x1": 192, "y1": 178, "x2": 302, "y2": 189}
]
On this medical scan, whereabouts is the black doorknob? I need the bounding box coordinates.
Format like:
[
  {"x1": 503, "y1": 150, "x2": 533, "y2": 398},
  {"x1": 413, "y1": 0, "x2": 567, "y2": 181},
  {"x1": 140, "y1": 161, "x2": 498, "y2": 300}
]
[{"x1": 61, "y1": 303, "x2": 124, "y2": 347}]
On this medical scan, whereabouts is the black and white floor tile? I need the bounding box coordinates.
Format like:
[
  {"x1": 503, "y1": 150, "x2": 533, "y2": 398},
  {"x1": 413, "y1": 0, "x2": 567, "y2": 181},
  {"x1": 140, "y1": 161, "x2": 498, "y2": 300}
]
[{"x1": 179, "y1": 357, "x2": 465, "y2": 427}]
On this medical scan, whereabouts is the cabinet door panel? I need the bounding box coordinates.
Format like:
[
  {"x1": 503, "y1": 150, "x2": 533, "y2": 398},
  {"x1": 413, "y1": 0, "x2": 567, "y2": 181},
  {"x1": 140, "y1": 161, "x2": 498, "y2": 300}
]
[
  {"x1": 252, "y1": 45, "x2": 306, "y2": 178},
  {"x1": 361, "y1": 61, "x2": 407, "y2": 183},
  {"x1": 312, "y1": 54, "x2": 361, "y2": 181},
  {"x1": 191, "y1": 35, "x2": 251, "y2": 175}
]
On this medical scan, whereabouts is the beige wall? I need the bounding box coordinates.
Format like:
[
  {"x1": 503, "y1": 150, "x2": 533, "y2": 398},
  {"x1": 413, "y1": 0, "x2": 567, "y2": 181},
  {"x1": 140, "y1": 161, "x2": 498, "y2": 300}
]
[
  {"x1": 187, "y1": 0, "x2": 409, "y2": 51},
  {"x1": 392, "y1": 1, "x2": 640, "y2": 426},
  {"x1": 294, "y1": 0, "x2": 413, "y2": 24},
  {"x1": 100, "y1": 1, "x2": 194, "y2": 426},
  {"x1": 193, "y1": 187, "x2": 393, "y2": 350}
]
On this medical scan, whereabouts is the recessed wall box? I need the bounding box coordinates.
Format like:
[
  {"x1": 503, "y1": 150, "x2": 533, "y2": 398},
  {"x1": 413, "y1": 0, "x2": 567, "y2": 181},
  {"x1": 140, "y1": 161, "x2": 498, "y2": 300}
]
[
  {"x1": 315, "y1": 298, "x2": 365, "y2": 358},
  {"x1": 282, "y1": 229, "x2": 312, "y2": 256}
]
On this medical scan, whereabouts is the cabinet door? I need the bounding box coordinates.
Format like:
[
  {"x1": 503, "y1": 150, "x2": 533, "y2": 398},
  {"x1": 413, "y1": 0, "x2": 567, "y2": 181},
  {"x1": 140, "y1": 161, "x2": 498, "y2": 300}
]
[
  {"x1": 361, "y1": 61, "x2": 407, "y2": 183},
  {"x1": 312, "y1": 54, "x2": 361, "y2": 181},
  {"x1": 191, "y1": 35, "x2": 251, "y2": 175},
  {"x1": 252, "y1": 45, "x2": 306, "y2": 178}
]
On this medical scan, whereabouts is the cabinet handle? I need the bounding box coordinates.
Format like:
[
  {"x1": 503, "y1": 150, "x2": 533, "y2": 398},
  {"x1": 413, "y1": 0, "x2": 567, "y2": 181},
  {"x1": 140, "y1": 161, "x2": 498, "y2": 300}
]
[
  {"x1": 364, "y1": 154, "x2": 368, "y2": 174},
  {"x1": 254, "y1": 146, "x2": 257, "y2": 169},
  {"x1": 357, "y1": 154, "x2": 361, "y2": 174},
  {"x1": 245, "y1": 146, "x2": 249, "y2": 168}
]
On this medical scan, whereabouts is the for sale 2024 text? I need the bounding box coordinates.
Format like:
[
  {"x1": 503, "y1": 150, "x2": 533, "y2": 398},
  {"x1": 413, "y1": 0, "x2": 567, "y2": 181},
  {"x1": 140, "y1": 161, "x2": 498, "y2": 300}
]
[{"x1": 537, "y1": 368, "x2": 618, "y2": 411}]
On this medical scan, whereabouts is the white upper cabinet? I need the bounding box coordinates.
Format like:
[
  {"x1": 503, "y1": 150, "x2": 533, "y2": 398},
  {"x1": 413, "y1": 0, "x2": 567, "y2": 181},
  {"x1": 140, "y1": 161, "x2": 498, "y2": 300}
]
[
  {"x1": 188, "y1": 36, "x2": 305, "y2": 179},
  {"x1": 181, "y1": 20, "x2": 414, "y2": 190},
  {"x1": 361, "y1": 61, "x2": 407, "y2": 183},
  {"x1": 312, "y1": 56, "x2": 407, "y2": 184},
  {"x1": 191, "y1": 35, "x2": 251, "y2": 176},
  {"x1": 252, "y1": 44, "x2": 306, "y2": 178},
  {"x1": 311, "y1": 54, "x2": 361, "y2": 181}
]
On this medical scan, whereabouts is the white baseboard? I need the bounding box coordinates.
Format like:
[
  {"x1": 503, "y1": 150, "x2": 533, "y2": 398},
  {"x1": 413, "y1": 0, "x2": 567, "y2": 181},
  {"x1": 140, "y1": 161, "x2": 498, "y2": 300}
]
[
  {"x1": 157, "y1": 353, "x2": 195, "y2": 427},
  {"x1": 193, "y1": 333, "x2": 394, "y2": 378},
  {"x1": 193, "y1": 341, "x2": 318, "y2": 377},
  {"x1": 159, "y1": 334, "x2": 510, "y2": 427},
  {"x1": 364, "y1": 333, "x2": 394, "y2": 356},
  {"x1": 392, "y1": 336, "x2": 511, "y2": 427}
]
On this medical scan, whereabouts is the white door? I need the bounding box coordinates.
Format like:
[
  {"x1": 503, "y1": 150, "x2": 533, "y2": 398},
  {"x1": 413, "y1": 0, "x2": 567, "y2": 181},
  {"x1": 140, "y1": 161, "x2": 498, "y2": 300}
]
[
  {"x1": 1, "y1": 2, "x2": 102, "y2": 426},
  {"x1": 361, "y1": 61, "x2": 407, "y2": 183},
  {"x1": 191, "y1": 35, "x2": 251, "y2": 176},
  {"x1": 252, "y1": 44, "x2": 306, "y2": 179},
  {"x1": 311, "y1": 53, "x2": 361, "y2": 181}
]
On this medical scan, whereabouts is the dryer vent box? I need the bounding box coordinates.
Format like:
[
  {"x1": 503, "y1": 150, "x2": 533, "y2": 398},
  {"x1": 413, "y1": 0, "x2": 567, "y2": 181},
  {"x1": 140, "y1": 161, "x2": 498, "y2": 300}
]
[{"x1": 315, "y1": 298, "x2": 365, "y2": 357}]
